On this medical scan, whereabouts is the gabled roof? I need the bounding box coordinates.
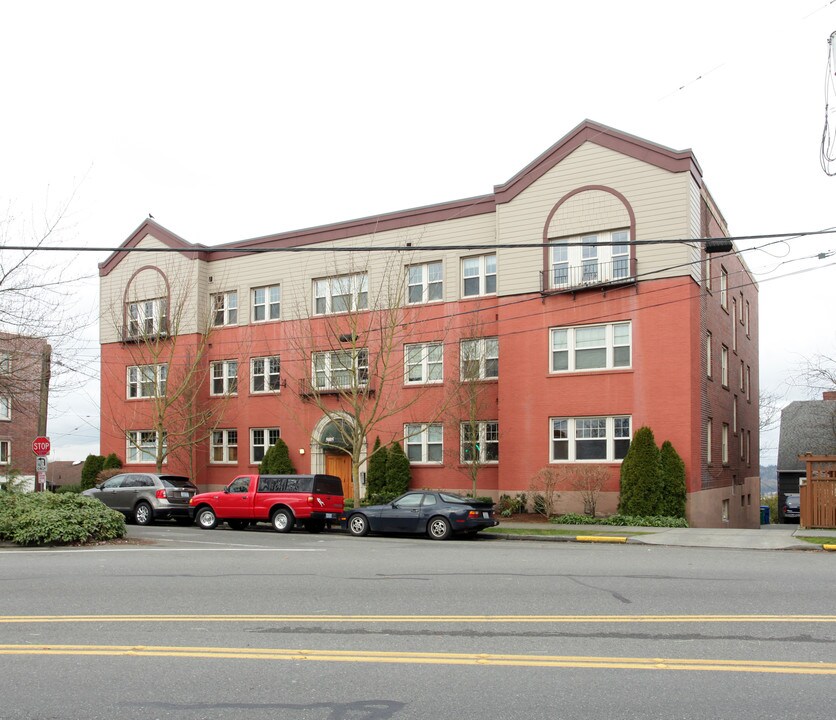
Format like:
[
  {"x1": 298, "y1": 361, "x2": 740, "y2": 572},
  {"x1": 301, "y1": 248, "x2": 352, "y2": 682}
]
[
  {"x1": 99, "y1": 120, "x2": 705, "y2": 276},
  {"x1": 777, "y1": 400, "x2": 836, "y2": 471}
]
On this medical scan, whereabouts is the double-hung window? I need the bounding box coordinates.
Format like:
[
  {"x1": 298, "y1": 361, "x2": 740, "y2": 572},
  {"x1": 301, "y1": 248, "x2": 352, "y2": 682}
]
[
  {"x1": 461, "y1": 421, "x2": 499, "y2": 463},
  {"x1": 0, "y1": 440, "x2": 9, "y2": 464},
  {"x1": 460, "y1": 337, "x2": 498, "y2": 380},
  {"x1": 211, "y1": 429, "x2": 238, "y2": 463},
  {"x1": 405, "y1": 342, "x2": 443, "y2": 384},
  {"x1": 720, "y1": 267, "x2": 728, "y2": 310},
  {"x1": 405, "y1": 423, "x2": 443, "y2": 463},
  {"x1": 407, "y1": 261, "x2": 443, "y2": 304},
  {"x1": 211, "y1": 360, "x2": 238, "y2": 395},
  {"x1": 0, "y1": 397, "x2": 10, "y2": 421},
  {"x1": 314, "y1": 273, "x2": 368, "y2": 315},
  {"x1": 550, "y1": 416, "x2": 631, "y2": 462},
  {"x1": 313, "y1": 349, "x2": 369, "y2": 390},
  {"x1": 251, "y1": 428, "x2": 281, "y2": 464},
  {"x1": 550, "y1": 230, "x2": 632, "y2": 289},
  {"x1": 550, "y1": 322, "x2": 631, "y2": 372},
  {"x1": 252, "y1": 285, "x2": 281, "y2": 322},
  {"x1": 461, "y1": 254, "x2": 496, "y2": 297},
  {"x1": 127, "y1": 430, "x2": 165, "y2": 464},
  {"x1": 721, "y1": 423, "x2": 729, "y2": 464},
  {"x1": 706, "y1": 332, "x2": 713, "y2": 378},
  {"x1": 127, "y1": 364, "x2": 167, "y2": 399},
  {"x1": 127, "y1": 298, "x2": 167, "y2": 337},
  {"x1": 250, "y1": 356, "x2": 281, "y2": 393},
  {"x1": 721, "y1": 346, "x2": 729, "y2": 388},
  {"x1": 0, "y1": 353, "x2": 9, "y2": 374},
  {"x1": 212, "y1": 291, "x2": 238, "y2": 326}
]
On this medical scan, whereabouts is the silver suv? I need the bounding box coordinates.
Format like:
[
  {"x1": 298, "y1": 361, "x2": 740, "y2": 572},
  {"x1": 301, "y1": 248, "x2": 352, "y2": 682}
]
[{"x1": 83, "y1": 473, "x2": 197, "y2": 526}]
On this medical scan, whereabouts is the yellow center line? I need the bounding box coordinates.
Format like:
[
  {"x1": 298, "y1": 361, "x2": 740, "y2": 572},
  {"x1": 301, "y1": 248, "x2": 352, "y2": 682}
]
[{"x1": 0, "y1": 644, "x2": 833, "y2": 675}]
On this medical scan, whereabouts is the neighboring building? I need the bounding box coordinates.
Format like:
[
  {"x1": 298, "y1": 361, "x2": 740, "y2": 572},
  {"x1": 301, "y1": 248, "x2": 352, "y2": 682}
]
[
  {"x1": 776, "y1": 392, "x2": 836, "y2": 521},
  {"x1": 45, "y1": 460, "x2": 84, "y2": 490},
  {"x1": 0, "y1": 332, "x2": 51, "y2": 491},
  {"x1": 98, "y1": 120, "x2": 760, "y2": 528}
]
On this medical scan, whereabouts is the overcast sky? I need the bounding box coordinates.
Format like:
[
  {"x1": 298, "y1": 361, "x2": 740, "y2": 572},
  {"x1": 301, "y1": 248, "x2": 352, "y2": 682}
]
[{"x1": 1, "y1": 1, "x2": 835, "y2": 466}]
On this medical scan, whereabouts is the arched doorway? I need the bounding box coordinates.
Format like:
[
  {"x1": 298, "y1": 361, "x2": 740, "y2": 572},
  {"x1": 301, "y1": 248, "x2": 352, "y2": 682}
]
[{"x1": 311, "y1": 416, "x2": 363, "y2": 500}]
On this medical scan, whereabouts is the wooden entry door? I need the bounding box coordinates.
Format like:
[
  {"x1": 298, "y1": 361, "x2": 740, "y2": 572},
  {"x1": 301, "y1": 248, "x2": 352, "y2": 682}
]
[{"x1": 325, "y1": 453, "x2": 353, "y2": 499}]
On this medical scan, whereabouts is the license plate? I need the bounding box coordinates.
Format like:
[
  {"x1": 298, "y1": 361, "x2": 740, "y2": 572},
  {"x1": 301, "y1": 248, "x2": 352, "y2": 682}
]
[
  {"x1": 482, "y1": 511, "x2": 490, "y2": 518},
  {"x1": 181, "y1": 492, "x2": 191, "y2": 498},
  {"x1": 325, "y1": 513, "x2": 335, "y2": 519}
]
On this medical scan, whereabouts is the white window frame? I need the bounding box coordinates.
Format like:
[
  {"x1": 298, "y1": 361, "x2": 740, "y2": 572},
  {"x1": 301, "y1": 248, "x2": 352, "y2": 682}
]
[
  {"x1": 720, "y1": 267, "x2": 728, "y2": 310},
  {"x1": 127, "y1": 298, "x2": 167, "y2": 337},
  {"x1": 746, "y1": 365, "x2": 751, "y2": 402},
  {"x1": 212, "y1": 291, "x2": 238, "y2": 327},
  {"x1": 313, "y1": 273, "x2": 368, "y2": 315},
  {"x1": 250, "y1": 356, "x2": 281, "y2": 393},
  {"x1": 252, "y1": 285, "x2": 281, "y2": 323},
  {"x1": 461, "y1": 254, "x2": 496, "y2": 297},
  {"x1": 0, "y1": 396, "x2": 10, "y2": 421},
  {"x1": 722, "y1": 423, "x2": 729, "y2": 465},
  {"x1": 211, "y1": 429, "x2": 238, "y2": 464},
  {"x1": 405, "y1": 423, "x2": 444, "y2": 464},
  {"x1": 404, "y1": 342, "x2": 443, "y2": 385},
  {"x1": 707, "y1": 418, "x2": 713, "y2": 465},
  {"x1": 250, "y1": 427, "x2": 281, "y2": 464},
  {"x1": 745, "y1": 301, "x2": 750, "y2": 337},
  {"x1": 731, "y1": 298, "x2": 737, "y2": 352},
  {"x1": 550, "y1": 322, "x2": 631, "y2": 373},
  {"x1": 0, "y1": 440, "x2": 8, "y2": 464},
  {"x1": 549, "y1": 229, "x2": 631, "y2": 289},
  {"x1": 706, "y1": 332, "x2": 713, "y2": 378},
  {"x1": 0, "y1": 353, "x2": 9, "y2": 374},
  {"x1": 127, "y1": 430, "x2": 165, "y2": 464},
  {"x1": 721, "y1": 345, "x2": 729, "y2": 387},
  {"x1": 460, "y1": 421, "x2": 499, "y2": 464},
  {"x1": 550, "y1": 416, "x2": 631, "y2": 463},
  {"x1": 312, "y1": 349, "x2": 369, "y2": 390},
  {"x1": 407, "y1": 261, "x2": 443, "y2": 304},
  {"x1": 127, "y1": 364, "x2": 167, "y2": 399},
  {"x1": 460, "y1": 337, "x2": 499, "y2": 380},
  {"x1": 211, "y1": 360, "x2": 238, "y2": 396}
]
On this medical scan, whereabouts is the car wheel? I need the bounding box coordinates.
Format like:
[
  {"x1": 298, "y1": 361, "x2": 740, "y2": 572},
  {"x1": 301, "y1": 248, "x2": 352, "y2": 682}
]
[
  {"x1": 175, "y1": 517, "x2": 193, "y2": 527},
  {"x1": 348, "y1": 513, "x2": 369, "y2": 537},
  {"x1": 196, "y1": 507, "x2": 218, "y2": 530},
  {"x1": 133, "y1": 502, "x2": 154, "y2": 526},
  {"x1": 305, "y1": 520, "x2": 325, "y2": 534},
  {"x1": 227, "y1": 520, "x2": 248, "y2": 531},
  {"x1": 428, "y1": 516, "x2": 452, "y2": 540},
  {"x1": 271, "y1": 509, "x2": 294, "y2": 533}
]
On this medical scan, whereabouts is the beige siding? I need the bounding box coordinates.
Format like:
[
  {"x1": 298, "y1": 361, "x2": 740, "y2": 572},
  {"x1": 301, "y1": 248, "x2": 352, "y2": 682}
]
[{"x1": 688, "y1": 175, "x2": 703, "y2": 285}]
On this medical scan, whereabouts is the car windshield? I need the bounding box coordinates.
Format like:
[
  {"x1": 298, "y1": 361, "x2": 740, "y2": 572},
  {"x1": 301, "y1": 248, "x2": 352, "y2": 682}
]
[{"x1": 159, "y1": 476, "x2": 195, "y2": 489}]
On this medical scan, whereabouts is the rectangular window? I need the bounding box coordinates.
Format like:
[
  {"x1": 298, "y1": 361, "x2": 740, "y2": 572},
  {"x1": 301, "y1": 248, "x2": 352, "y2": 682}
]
[
  {"x1": 211, "y1": 360, "x2": 238, "y2": 395},
  {"x1": 313, "y1": 273, "x2": 368, "y2": 315},
  {"x1": 740, "y1": 424, "x2": 746, "y2": 460},
  {"x1": 461, "y1": 421, "x2": 499, "y2": 464},
  {"x1": 550, "y1": 322, "x2": 631, "y2": 373},
  {"x1": 706, "y1": 332, "x2": 713, "y2": 378},
  {"x1": 127, "y1": 430, "x2": 165, "y2": 464},
  {"x1": 740, "y1": 360, "x2": 745, "y2": 391},
  {"x1": 721, "y1": 345, "x2": 729, "y2": 387},
  {"x1": 250, "y1": 356, "x2": 281, "y2": 393},
  {"x1": 0, "y1": 397, "x2": 10, "y2": 420},
  {"x1": 212, "y1": 291, "x2": 238, "y2": 327},
  {"x1": 250, "y1": 428, "x2": 280, "y2": 464},
  {"x1": 252, "y1": 285, "x2": 281, "y2": 322},
  {"x1": 0, "y1": 440, "x2": 9, "y2": 464},
  {"x1": 460, "y1": 337, "x2": 499, "y2": 380},
  {"x1": 550, "y1": 230, "x2": 632, "y2": 289},
  {"x1": 746, "y1": 365, "x2": 751, "y2": 402},
  {"x1": 707, "y1": 418, "x2": 713, "y2": 465},
  {"x1": 720, "y1": 267, "x2": 728, "y2": 310},
  {"x1": 127, "y1": 298, "x2": 167, "y2": 337},
  {"x1": 722, "y1": 423, "x2": 729, "y2": 464},
  {"x1": 127, "y1": 364, "x2": 167, "y2": 399},
  {"x1": 461, "y1": 254, "x2": 496, "y2": 297},
  {"x1": 0, "y1": 353, "x2": 9, "y2": 374},
  {"x1": 313, "y1": 349, "x2": 369, "y2": 390},
  {"x1": 405, "y1": 423, "x2": 443, "y2": 463},
  {"x1": 733, "y1": 395, "x2": 738, "y2": 433},
  {"x1": 211, "y1": 429, "x2": 238, "y2": 464},
  {"x1": 746, "y1": 430, "x2": 751, "y2": 465},
  {"x1": 731, "y1": 298, "x2": 737, "y2": 352},
  {"x1": 407, "y1": 261, "x2": 443, "y2": 304},
  {"x1": 704, "y1": 253, "x2": 712, "y2": 292},
  {"x1": 745, "y1": 301, "x2": 750, "y2": 337},
  {"x1": 404, "y1": 342, "x2": 443, "y2": 385},
  {"x1": 550, "y1": 416, "x2": 631, "y2": 462}
]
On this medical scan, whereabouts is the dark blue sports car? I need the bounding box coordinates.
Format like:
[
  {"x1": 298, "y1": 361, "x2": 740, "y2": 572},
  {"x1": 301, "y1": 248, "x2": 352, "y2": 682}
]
[{"x1": 344, "y1": 491, "x2": 499, "y2": 540}]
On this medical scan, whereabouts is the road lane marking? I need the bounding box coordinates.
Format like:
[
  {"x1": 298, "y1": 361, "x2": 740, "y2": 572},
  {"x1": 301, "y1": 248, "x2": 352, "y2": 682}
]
[
  {"x1": 0, "y1": 547, "x2": 326, "y2": 554},
  {"x1": 1, "y1": 614, "x2": 835, "y2": 624},
  {"x1": 0, "y1": 644, "x2": 834, "y2": 675}
]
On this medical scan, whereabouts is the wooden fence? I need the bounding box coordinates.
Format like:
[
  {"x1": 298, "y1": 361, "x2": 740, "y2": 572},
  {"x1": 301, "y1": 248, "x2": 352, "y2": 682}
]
[{"x1": 799, "y1": 455, "x2": 836, "y2": 529}]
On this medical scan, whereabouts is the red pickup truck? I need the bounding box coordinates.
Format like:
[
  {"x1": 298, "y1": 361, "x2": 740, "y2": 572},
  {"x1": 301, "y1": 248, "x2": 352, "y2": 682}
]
[{"x1": 189, "y1": 473, "x2": 344, "y2": 533}]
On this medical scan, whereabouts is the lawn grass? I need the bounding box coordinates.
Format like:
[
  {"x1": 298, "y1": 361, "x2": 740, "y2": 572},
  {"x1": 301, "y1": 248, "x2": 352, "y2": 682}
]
[
  {"x1": 484, "y1": 527, "x2": 651, "y2": 537},
  {"x1": 795, "y1": 536, "x2": 836, "y2": 547}
]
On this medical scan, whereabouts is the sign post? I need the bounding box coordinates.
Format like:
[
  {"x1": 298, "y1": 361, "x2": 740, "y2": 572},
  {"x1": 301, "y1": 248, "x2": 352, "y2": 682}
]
[{"x1": 32, "y1": 437, "x2": 50, "y2": 491}]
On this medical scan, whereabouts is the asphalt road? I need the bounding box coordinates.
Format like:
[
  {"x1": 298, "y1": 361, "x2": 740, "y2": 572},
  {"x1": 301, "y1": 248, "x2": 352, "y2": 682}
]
[{"x1": 1, "y1": 523, "x2": 834, "y2": 720}]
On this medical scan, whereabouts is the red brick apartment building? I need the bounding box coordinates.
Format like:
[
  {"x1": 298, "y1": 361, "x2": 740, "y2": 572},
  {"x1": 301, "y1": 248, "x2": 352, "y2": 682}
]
[
  {"x1": 0, "y1": 332, "x2": 51, "y2": 491},
  {"x1": 98, "y1": 120, "x2": 759, "y2": 528}
]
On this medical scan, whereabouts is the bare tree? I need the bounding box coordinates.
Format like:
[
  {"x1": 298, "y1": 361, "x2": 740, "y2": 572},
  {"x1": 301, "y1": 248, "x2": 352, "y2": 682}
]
[
  {"x1": 564, "y1": 463, "x2": 609, "y2": 517},
  {"x1": 792, "y1": 352, "x2": 836, "y2": 398},
  {"x1": 529, "y1": 466, "x2": 561, "y2": 518}
]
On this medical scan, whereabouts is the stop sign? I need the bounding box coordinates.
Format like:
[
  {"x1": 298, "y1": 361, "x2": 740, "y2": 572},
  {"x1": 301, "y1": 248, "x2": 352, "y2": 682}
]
[{"x1": 32, "y1": 436, "x2": 51, "y2": 456}]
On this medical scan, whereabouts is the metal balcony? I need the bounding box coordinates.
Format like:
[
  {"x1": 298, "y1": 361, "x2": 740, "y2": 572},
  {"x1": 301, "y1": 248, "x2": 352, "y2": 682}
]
[{"x1": 541, "y1": 258, "x2": 637, "y2": 295}]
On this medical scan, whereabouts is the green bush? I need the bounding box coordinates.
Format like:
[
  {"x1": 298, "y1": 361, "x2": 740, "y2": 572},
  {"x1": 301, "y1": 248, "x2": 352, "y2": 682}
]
[
  {"x1": 365, "y1": 492, "x2": 399, "y2": 505},
  {"x1": 659, "y1": 440, "x2": 686, "y2": 518},
  {"x1": 551, "y1": 512, "x2": 689, "y2": 528},
  {"x1": 102, "y1": 453, "x2": 123, "y2": 470},
  {"x1": 761, "y1": 494, "x2": 778, "y2": 524},
  {"x1": 618, "y1": 426, "x2": 662, "y2": 516},
  {"x1": 385, "y1": 441, "x2": 410, "y2": 496},
  {"x1": 0, "y1": 492, "x2": 126, "y2": 546},
  {"x1": 367, "y1": 437, "x2": 388, "y2": 497},
  {"x1": 259, "y1": 439, "x2": 296, "y2": 474},
  {"x1": 53, "y1": 484, "x2": 82, "y2": 494},
  {"x1": 80, "y1": 454, "x2": 105, "y2": 491}
]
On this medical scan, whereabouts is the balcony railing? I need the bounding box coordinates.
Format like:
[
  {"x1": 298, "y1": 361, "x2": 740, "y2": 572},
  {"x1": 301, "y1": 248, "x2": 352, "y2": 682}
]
[
  {"x1": 299, "y1": 378, "x2": 375, "y2": 399},
  {"x1": 541, "y1": 258, "x2": 637, "y2": 294},
  {"x1": 120, "y1": 318, "x2": 170, "y2": 343}
]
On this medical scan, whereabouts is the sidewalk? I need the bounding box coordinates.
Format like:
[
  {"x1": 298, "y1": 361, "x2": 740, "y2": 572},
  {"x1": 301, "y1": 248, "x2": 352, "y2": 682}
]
[{"x1": 493, "y1": 522, "x2": 836, "y2": 550}]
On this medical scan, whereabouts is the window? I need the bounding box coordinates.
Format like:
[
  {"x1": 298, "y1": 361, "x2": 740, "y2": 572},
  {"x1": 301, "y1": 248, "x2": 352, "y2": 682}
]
[
  {"x1": 722, "y1": 423, "x2": 729, "y2": 464},
  {"x1": 733, "y1": 395, "x2": 738, "y2": 433},
  {"x1": 460, "y1": 337, "x2": 498, "y2": 380},
  {"x1": 461, "y1": 254, "x2": 496, "y2": 297},
  {"x1": 731, "y1": 298, "x2": 737, "y2": 351},
  {"x1": 461, "y1": 421, "x2": 499, "y2": 463},
  {"x1": 746, "y1": 365, "x2": 751, "y2": 402},
  {"x1": 746, "y1": 430, "x2": 751, "y2": 465},
  {"x1": 211, "y1": 360, "x2": 238, "y2": 395},
  {"x1": 550, "y1": 230, "x2": 631, "y2": 288},
  {"x1": 550, "y1": 416, "x2": 631, "y2": 462},
  {"x1": 706, "y1": 418, "x2": 713, "y2": 465},
  {"x1": 721, "y1": 345, "x2": 729, "y2": 387},
  {"x1": 704, "y1": 253, "x2": 712, "y2": 292},
  {"x1": 739, "y1": 360, "x2": 745, "y2": 391},
  {"x1": 211, "y1": 429, "x2": 238, "y2": 463},
  {"x1": 0, "y1": 440, "x2": 8, "y2": 464},
  {"x1": 251, "y1": 428, "x2": 281, "y2": 464},
  {"x1": 127, "y1": 298, "x2": 167, "y2": 337},
  {"x1": 0, "y1": 397, "x2": 9, "y2": 421},
  {"x1": 0, "y1": 352, "x2": 10, "y2": 373},
  {"x1": 313, "y1": 349, "x2": 369, "y2": 390},
  {"x1": 405, "y1": 342, "x2": 443, "y2": 384},
  {"x1": 212, "y1": 291, "x2": 238, "y2": 326},
  {"x1": 313, "y1": 273, "x2": 368, "y2": 315},
  {"x1": 745, "y1": 301, "x2": 750, "y2": 337},
  {"x1": 551, "y1": 322, "x2": 631, "y2": 372},
  {"x1": 407, "y1": 261, "x2": 443, "y2": 304},
  {"x1": 127, "y1": 430, "x2": 165, "y2": 464},
  {"x1": 720, "y1": 266, "x2": 728, "y2": 310},
  {"x1": 127, "y1": 364, "x2": 167, "y2": 399},
  {"x1": 740, "y1": 424, "x2": 746, "y2": 460},
  {"x1": 706, "y1": 332, "x2": 713, "y2": 378},
  {"x1": 405, "y1": 423, "x2": 443, "y2": 463},
  {"x1": 251, "y1": 356, "x2": 281, "y2": 393},
  {"x1": 252, "y1": 285, "x2": 281, "y2": 322}
]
